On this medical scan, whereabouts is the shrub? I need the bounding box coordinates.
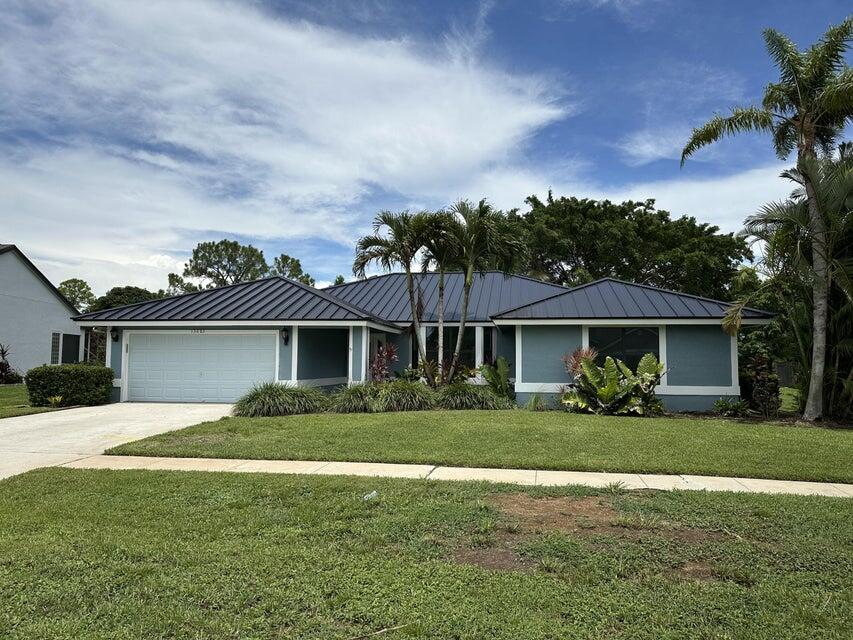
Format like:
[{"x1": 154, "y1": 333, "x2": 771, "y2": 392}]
[
  {"x1": 373, "y1": 379, "x2": 435, "y2": 412},
  {"x1": 480, "y1": 356, "x2": 513, "y2": 399},
  {"x1": 435, "y1": 382, "x2": 514, "y2": 410},
  {"x1": 742, "y1": 354, "x2": 781, "y2": 419},
  {"x1": 233, "y1": 382, "x2": 328, "y2": 417},
  {"x1": 0, "y1": 343, "x2": 23, "y2": 385},
  {"x1": 369, "y1": 344, "x2": 398, "y2": 383},
  {"x1": 25, "y1": 364, "x2": 113, "y2": 407},
  {"x1": 525, "y1": 393, "x2": 549, "y2": 411},
  {"x1": 561, "y1": 351, "x2": 664, "y2": 416},
  {"x1": 714, "y1": 397, "x2": 750, "y2": 418},
  {"x1": 330, "y1": 382, "x2": 379, "y2": 413}
]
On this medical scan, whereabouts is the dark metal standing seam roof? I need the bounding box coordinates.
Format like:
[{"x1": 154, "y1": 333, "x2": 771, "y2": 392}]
[
  {"x1": 491, "y1": 278, "x2": 775, "y2": 320},
  {"x1": 323, "y1": 272, "x2": 570, "y2": 323},
  {"x1": 73, "y1": 276, "x2": 397, "y2": 327}
]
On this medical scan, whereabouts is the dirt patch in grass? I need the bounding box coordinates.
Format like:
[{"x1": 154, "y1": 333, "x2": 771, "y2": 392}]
[{"x1": 451, "y1": 493, "x2": 726, "y2": 574}]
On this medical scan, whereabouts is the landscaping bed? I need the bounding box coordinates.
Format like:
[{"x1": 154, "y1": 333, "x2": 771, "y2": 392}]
[
  {"x1": 109, "y1": 410, "x2": 853, "y2": 483},
  {"x1": 0, "y1": 467, "x2": 850, "y2": 639}
]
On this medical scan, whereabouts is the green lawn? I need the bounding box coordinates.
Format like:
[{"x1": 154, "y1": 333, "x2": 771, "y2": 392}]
[
  {"x1": 780, "y1": 386, "x2": 801, "y2": 413},
  {"x1": 0, "y1": 384, "x2": 51, "y2": 419},
  {"x1": 110, "y1": 410, "x2": 853, "y2": 484},
  {"x1": 0, "y1": 468, "x2": 850, "y2": 639}
]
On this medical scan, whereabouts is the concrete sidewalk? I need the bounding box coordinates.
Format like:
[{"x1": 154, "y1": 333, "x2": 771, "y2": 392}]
[{"x1": 60, "y1": 455, "x2": 853, "y2": 498}]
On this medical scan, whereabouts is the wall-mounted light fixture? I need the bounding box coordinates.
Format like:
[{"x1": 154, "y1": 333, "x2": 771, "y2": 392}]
[
  {"x1": 280, "y1": 328, "x2": 289, "y2": 345},
  {"x1": 109, "y1": 328, "x2": 119, "y2": 342}
]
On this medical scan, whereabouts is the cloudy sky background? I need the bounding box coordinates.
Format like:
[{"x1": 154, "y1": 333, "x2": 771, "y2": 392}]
[{"x1": 2, "y1": 0, "x2": 850, "y2": 293}]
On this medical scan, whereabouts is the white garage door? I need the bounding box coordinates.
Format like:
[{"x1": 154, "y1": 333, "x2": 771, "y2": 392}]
[{"x1": 127, "y1": 332, "x2": 276, "y2": 402}]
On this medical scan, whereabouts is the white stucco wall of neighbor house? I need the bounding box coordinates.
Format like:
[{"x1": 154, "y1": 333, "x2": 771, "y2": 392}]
[{"x1": 0, "y1": 250, "x2": 79, "y2": 375}]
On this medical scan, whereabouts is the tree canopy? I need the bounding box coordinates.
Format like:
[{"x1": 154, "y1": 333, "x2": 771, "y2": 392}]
[
  {"x1": 167, "y1": 240, "x2": 316, "y2": 293},
  {"x1": 270, "y1": 253, "x2": 315, "y2": 286},
  {"x1": 58, "y1": 278, "x2": 95, "y2": 312},
  {"x1": 89, "y1": 286, "x2": 164, "y2": 312},
  {"x1": 510, "y1": 193, "x2": 752, "y2": 300}
]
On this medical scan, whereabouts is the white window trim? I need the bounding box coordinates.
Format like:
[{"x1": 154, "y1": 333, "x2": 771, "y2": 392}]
[{"x1": 514, "y1": 322, "x2": 739, "y2": 397}]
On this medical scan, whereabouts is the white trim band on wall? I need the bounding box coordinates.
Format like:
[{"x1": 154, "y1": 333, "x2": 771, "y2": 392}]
[
  {"x1": 514, "y1": 382, "x2": 740, "y2": 396},
  {"x1": 493, "y1": 318, "x2": 770, "y2": 326}
]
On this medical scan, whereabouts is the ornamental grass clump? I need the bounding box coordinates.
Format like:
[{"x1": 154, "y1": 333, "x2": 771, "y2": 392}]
[
  {"x1": 330, "y1": 382, "x2": 380, "y2": 413},
  {"x1": 233, "y1": 382, "x2": 328, "y2": 417},
  {"x1": 373, "y1": 379, "x2": 435, "y2": 412},
  {"x1": 435, "y1": 382, "x2": 514, "y2": 410}
]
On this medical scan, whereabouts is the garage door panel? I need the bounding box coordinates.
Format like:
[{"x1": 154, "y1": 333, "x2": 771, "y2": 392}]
[{"x1": 127, "y1": 332, "x2": 276, "y2": 402}]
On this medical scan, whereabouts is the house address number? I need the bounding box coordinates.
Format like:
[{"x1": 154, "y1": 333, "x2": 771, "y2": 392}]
[{"x1": 191, "y1": 329, "x2": 206, "y2": 334}]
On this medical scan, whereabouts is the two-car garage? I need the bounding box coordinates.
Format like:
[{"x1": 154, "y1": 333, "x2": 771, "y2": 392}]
[{"x1": 125, "y1": 332, "x2": 276, "y2": 403}]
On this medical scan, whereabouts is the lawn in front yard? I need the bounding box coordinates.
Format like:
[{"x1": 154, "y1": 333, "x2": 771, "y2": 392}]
[
  {"x1": 110, "y1": 410, "x2": 853, "y2": 484},
  {"x1": 0, "y1": 467, "x2": 850, "y2": 639},
  {"x1": 0, "y1": 384, "x2": 51, "y2": 419}
]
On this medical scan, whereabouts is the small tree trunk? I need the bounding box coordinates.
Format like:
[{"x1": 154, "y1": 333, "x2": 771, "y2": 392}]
[
  {"x1": 447, "y1": 266, "x2": 473, "y2": 382},
  {"x1": 437, "y1": 270, "x2": 445, "y2": 384},
  {"x1": 406, "y1": 269, "x2": 433, "y2": 385},
  {"x1": 801, "y1": 161, "x2": 828, "y2": 422}
]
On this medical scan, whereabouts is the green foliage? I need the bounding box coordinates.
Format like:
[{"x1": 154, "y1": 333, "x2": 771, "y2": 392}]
[
  {"x1": 510, "y1": 194, "x2": 751, "y2": 299},
  {"x1": 524, "y1": 393, "x2": 548, "y2": 412},
  {"x1": 480, "y1": 356, "x2": 513, "y2": 398},
  {"x1": 714, "y1": 397, "x2": 750, "y2": 418},
  {"x1": 562, "y1": 351, "x2": 664, "y2": 416},
  {"x1": 330, "y1": 383, "x2": 379, "y2": 413},
  {"x1": 25, "y1": 364, "x2": 113, "y2": 407},
  {"x1": 233, "y1": 382, "x2": 328, "y2": 417},
  {"x1": 180, "y1": 239, "x2": 270, "y2": 289},
  {"x1": 333, "y1": 274, "x2": 346, "y2": 285},
  {"x1": 270, "y1": 253, "x2": 315, "y2": 286},
  {"x1": 435, "y1": 383, "x2": 514, "y2": 410},
  {"x1": 89, "y1": 286, "x2": 163, "y2": 312},
  {"x1": 0, "y1": 343, "x2": 23, "y2": 384},
  {"x1": 373, "y1": 379, "x2": 435, "y2": 412},
  {"x1": 57, "y1": 277, "x2": 95, "y2": 312},
  {"x1": 742, "y1": 355, "x2": 781, "y2": 419}
]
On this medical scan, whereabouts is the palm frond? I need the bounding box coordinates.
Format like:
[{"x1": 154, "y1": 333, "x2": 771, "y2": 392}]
[
  {"x1": 763, "y1": 28, "x2": 805, "y2": 90},
  {"x1": 803, "y1": 17, "x2": 853, "y2": 87},
  {"x1": 681, "y1": 107, "x2": 774, "y2": 164}
]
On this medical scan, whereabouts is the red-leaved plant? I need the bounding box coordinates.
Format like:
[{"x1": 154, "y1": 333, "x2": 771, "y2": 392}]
[
  {"x1": 370, "y1": 343, "x2": 399, "y2": 382},
  {"x1": 563, "y1": 347, "x2": 598, "y2": 378}
]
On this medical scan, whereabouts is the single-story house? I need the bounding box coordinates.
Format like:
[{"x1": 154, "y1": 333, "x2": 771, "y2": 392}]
[
  {"x1": 0, "y1": 244, "x2": 80, "y2": 374},
  {"x1": 72, "y1": 272, "x2": 773, "y2": 410}
]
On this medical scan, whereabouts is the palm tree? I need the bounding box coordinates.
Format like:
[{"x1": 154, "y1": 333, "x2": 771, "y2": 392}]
[
  {"x1": 353, "y1": 210, "x2": 434, "y2": 384},
  {"x1": 445, "y1": 199, "x2": 527, "y2": 382},
  {"x1": 420, "y1": 211, "x2": 460, "y2": 383},
  {"x1": 727, "y1": 150, "x2": 853, "y2": 419},
  {"x1": 681, "y1": 18, "x2": 853, "y2": 420}
]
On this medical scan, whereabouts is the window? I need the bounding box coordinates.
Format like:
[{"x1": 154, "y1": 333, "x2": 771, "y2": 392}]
[
  {"x1": 483, "y1": 327, "x2": 494, "y2": 365},
  {"x1": 50, "y1": 332, "x2": 61, "y2": 365},
  {"x1": 588, "y1": 327, "x2": 659, "y2": 371},
  {"x1": 412, "y1": 327, "x2": 476, "y2": 368}
]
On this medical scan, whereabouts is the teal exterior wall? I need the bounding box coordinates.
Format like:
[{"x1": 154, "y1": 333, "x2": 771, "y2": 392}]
[
  {"x1": 666, "y1": 326, "x2": 732, "y2": 386},
  {"x1": 520, "y1": 325, "x2": 581, "y2": 384},
  {"x1": 495, "y1": 326, "x2": 516, "y2": 378},
  {"x1": 278, "y1": 326, "x2": 293, "y2": 380},
  {"x1": 297, "y1": 328, "x2": 348, "y2": 380},
  {"x1": 109, "y1": 329, "x2": 123, "y2": 375},
  {"x1": 351, "y1": 326, "x2": 365, "y2": 382},
  {"x1": 384, "y1": 330, "x2": 411, "y2": 373}
]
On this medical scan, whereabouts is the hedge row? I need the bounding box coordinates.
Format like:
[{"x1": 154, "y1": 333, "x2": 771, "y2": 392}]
[{"x1": 25, "y1": 364, "x2": 114, "y2": 407}]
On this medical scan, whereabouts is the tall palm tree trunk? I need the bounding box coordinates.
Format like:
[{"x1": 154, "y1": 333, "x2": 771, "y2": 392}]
[
  {"x1": 802, "y1": 167, "x2": 829, "y2": 421},
  {"x1": 406, "y1": 269, "x2": 433, "y2": 385},
  {"x1": 437, "y1": 270, "x2": 445, "y2": 383},
  {"x1": 447, "y1": 266, "x2": 473, "y2": 382}
]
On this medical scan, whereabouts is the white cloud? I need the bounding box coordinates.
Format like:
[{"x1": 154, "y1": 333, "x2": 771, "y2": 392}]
[
  {"x1": 1, "y1": 0, "x2": 565, "y2": 292},
  {"x1": 614, "y1": 126, "x2": 693, "y2": 166}
]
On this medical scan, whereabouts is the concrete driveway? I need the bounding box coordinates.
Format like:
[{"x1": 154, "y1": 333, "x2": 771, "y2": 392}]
[{"x1": 0, "y1": 403, "x2": 231, "y2": 480}]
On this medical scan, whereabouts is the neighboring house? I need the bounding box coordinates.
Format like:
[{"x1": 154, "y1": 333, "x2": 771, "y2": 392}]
[
  {"x1": 0, "y1": 244, "x2": 80, "y2": 374},
  {"x1": 72, "y1": 272, "x2": 773, "y2": 410}
]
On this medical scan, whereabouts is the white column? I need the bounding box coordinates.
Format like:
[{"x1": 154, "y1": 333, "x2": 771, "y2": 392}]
[
  {"x1": 78, "y1": 328, "x2": 86, "y2": 362},
  {"x1": 730, "y1": 333, "x2": 739, "y2": 394},
  {"x1": 104, "y1": 325, "x2": 112, "y2": 368},
  {"x1": 474, "y1": 326, "x2": 484, "y2": 367},
  {"x1": 361, "y1": 326, "x2": 369, "y2": 380},
  {"x1": 581, "y1": 325, "x2": 589, "y2": 349}
]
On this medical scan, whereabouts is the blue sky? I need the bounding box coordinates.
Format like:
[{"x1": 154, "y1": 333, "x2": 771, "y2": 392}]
[{"x1": 2, "y1": 0, "x2": 850, "y2": 292}]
